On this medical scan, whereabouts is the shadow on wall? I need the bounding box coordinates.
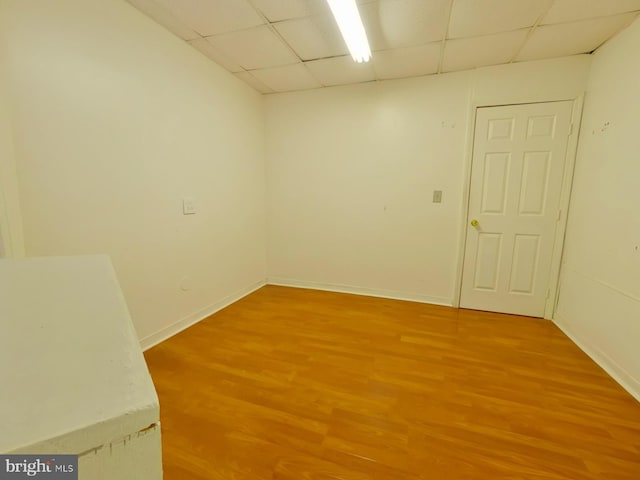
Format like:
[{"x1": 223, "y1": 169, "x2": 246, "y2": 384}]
[{"x1": 0, "y1": 206, "x2": 6, "y2": 258}]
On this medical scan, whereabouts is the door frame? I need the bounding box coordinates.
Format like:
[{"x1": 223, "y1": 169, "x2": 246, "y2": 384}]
[{"x1": 453, "y1": 95, "x2": 585, "y2": 319}]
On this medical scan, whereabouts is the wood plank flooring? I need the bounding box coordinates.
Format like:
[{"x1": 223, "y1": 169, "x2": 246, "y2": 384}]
[{"x1": 144, "y1": 285, "x2": 640, "y2": 479}]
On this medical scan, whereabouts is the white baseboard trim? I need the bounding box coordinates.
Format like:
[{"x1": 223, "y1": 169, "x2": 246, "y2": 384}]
[
  {"x1": 267, "y1": 276, "x2": 452, "y2": 307},
  {"x1": 553, "y1": 313, "x2": 640, "y2": 404},
  {"x1": 140, "y1": 279, "x2": 266, "y2": 351}
]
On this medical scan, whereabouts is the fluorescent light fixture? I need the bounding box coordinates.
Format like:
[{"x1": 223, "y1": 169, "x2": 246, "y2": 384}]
[{"x1": 326, "y1": 0, "x2": 371, "y2": 63}]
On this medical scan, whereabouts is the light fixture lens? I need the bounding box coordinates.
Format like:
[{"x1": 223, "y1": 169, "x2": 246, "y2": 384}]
[{"x1": 326, "y1": 0, "x2": 371, "y2": 63}]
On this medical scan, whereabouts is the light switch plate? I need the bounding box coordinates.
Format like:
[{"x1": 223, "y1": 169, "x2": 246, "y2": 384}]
[
  {"x1": 433, "y1": 190, "x2": 443, "y2": 203},
  {"x1": 183, "y1": 197, "x2": 197, "y2": 215}
]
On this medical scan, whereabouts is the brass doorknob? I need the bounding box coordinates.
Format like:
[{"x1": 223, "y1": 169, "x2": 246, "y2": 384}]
[{"x1": 470, "y1": 219, "x2": 479, "y2": 227}]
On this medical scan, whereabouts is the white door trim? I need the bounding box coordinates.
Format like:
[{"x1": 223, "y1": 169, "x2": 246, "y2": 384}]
[{"x1": 453, "y1": 95, "x2": 585, "y2": 319}]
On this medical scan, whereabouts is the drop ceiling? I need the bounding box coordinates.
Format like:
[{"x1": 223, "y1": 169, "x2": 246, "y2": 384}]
[{"x1": 127, "y1": 0, "x2": 640, "y2": 93}]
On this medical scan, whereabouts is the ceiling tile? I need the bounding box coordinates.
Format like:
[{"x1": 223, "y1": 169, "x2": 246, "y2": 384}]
[
  {"x1": 516, "y1": 12, "x2": 639, "y2": 62},
  {"x1": 128, "y1": 0, "x2": 640, "y2": 93},
  {"x1": 207, "y1": 25, "x2": 299, "y2": 70},
  {"x1": 126, "y1": 0, "x2": 200, "y2": 40},
  {"x1": 449, "y1": 0, "x2": 552, "y2": 39},
  {"x1": 305, "y1": 55, "x2": 376, "y2": 86},
  {"x1": 235, "y1": 71, "x2": 275, "y2": 93},
  {"x1": 251, "y1": 64, "x2": 322, "y2": 92},
  {"x1": 363, "y1": 0, "x2": 451, "y2": 50},
  {"x1": 543, "y1": 0, "x2": 640, "y2": 24},
  {"x1": 249, "y1": 0, "x2": 375, "y2": 21},
  {"x1": 373, "y1": 42, "x2": 441, "y2": 79},
  {"x1": 274, "y1": 14, "x2": 348, "y2": 61},
  {"x1": 189, "y1": 38, "x2": 243, "y2": 72},
  {"x1": 443, "y1": 29, "x2": 529, "y2": 72},
  {"x1": 250, "y1": 0, "x2": 328, "y2": 22},
  {"x1": 163, "y1": 0, "x2": 264, "y2": 36}
]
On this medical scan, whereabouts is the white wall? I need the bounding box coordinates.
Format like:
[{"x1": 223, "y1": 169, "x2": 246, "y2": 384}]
[
  {"x1": 0, "y1": 0, "x2": 267, "y2": 346},
  {"x1": 555, "y1": 17, "x2": 640, "y2": 401},
  {"x1": 266, "y1": 56, "x2": 591, "y2": 305},
  {"x1": 267, "y1": 72, "x2": 471, "y2": 304}
]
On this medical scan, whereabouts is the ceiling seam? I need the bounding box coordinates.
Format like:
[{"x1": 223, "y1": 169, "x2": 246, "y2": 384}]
[
  {"x1": 244, "y1": 0, "x2": 304, "y2": 64},
  {"x1": 509, "y1": 0, "x2": 556, "y2": 63},
  {"x1": 245, "y1": 0, "x2": 325, "y2": 88},
  {"x1": 438, "y1": 0, "x2": 455, "y2": 74}
]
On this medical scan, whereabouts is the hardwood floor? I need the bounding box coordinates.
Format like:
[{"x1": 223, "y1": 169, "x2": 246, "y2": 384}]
[{"x1": 144, "y1": 285, "x2": 640, "y2": 479}]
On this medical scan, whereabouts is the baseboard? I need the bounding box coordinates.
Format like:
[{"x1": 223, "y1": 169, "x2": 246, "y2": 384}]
[
  {"x1": 267, "y1": 276, "x2": 452, "y2": 307},
  {"x1": 140, "y1": 279, "x2": 266, "y2": 351},
  {"x1": 553, "y1": 313, "x2": 640, "y2": 403}
]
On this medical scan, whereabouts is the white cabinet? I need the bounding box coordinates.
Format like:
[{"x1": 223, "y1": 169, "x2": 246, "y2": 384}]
[{"x1": 0, "y1": 255, "x2": 162, "y2": 479}]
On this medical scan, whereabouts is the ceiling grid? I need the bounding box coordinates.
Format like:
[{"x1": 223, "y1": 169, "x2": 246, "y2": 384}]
[{"x1": 126, "y1": 0, "x2": 640, "y2": 93}]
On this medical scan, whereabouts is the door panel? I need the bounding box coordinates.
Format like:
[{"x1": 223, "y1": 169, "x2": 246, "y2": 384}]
[
  {"x1": 519, "y1": 152, "x2": 550, "y2": 215},
  {"x1": 481, "y1": 153, "x2": 510, "y2": 214},
  {"x1": 460, "y1": 101, "x2": 573, "y2": 317},
  {"x1": 509, "y1": 234, "x2": 540, "y2": 294},
  {"x1": 474, "y1": 233, "x2": 502, "y2": 291}
]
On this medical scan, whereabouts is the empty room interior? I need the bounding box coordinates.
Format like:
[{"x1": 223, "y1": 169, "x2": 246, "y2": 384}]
[{"x1": 1, "y1": 0, "x2": 640, "y2": 478}]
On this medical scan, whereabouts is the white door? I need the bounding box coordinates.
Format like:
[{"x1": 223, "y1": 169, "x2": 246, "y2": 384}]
[{"x1": 460, "y1": 101, "x2": 573, "y2": 317}]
